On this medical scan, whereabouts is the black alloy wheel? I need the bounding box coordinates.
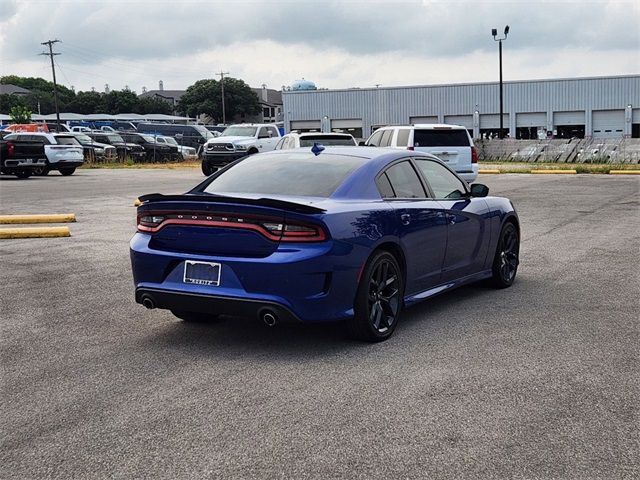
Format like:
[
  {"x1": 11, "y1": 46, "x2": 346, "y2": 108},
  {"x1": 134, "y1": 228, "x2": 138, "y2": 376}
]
[
  {"x1": 348, "y1": 251, "x2": 404, "y2": 342},
  {"x1": 492, "y1": 222, "x2": 519, "y2": 288}
]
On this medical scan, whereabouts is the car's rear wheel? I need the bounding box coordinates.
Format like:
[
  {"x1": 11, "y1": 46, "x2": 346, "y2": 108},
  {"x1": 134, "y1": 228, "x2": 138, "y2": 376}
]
[
  {"x1": 171, "y1": 310, "x2": 220, "y2": 323},
  {"x1": 33, "y1": 166, "x2": 49, "y2": 176},
  {"x1": 347, "y1": 250, "x2": 404, "y2": 342},
  {"x1": 15, "y1": 170, "x2": 31, "y2": 179},
  {"x1": 59, "y1": 167, "x2": 76, "y2": 176},
  {"x1": 201, "y1": 162, "x2": 216, "y2": 176},
  {"x1": 491, "y1": 222, "x2": 519, "y2": 288}
]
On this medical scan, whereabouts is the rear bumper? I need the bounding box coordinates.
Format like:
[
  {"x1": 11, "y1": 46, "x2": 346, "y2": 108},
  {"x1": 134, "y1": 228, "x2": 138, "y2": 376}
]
[
  {"x1": 135, "y1": 287, "x2": 301, "y2": 322},
  {"x1": 48, "y1": 160, "x2": 84, "y2": 170},
  {"x1": 3, "y1": 158, "x2": 47, "y2": 169},
  {"x1": 457, "y1": 164, "x2": 479, "y2": 183}
]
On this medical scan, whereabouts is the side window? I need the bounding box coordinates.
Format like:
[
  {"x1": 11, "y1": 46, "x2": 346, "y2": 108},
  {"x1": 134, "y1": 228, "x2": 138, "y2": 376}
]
[
  {"x1": 414, "y1": 159, "x2": 467, "y2": 199},
  {"x1": 380, "y1": 129, "x2": 393, "y2": 147},
  {"x1": 366, "y1": 130, "x2": 383, "y2": 146},
  {"x1": 38, "y1": 135, "x2": 51, "y2": 145},
  {"x1": 396, "y1": 129, "x2": 410, "y2": 147},
  {"x1": 258, "y1": 127, "x2": 271, "y2": 139},
  {"x1": 376, "y1": 172, "x2": 395, "y2": 198},
  {"x1": 266, "y1": 126, "x2": 278, "y2": 138},
  {"x1": 384, "y1": 161, "x2": 426, "y2": 198}
]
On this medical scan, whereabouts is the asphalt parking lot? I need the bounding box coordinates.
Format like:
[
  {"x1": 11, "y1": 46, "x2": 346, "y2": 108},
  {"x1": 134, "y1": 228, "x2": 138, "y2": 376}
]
[{"x1": 1, "y1": 169, "x2": 638, "y2": 479}]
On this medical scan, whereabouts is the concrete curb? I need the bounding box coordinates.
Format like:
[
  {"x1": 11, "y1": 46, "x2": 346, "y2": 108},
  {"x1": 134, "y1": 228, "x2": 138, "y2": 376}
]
[
  {"x1": 530, "y1": 170, "x2": 577, "y2": 174},
  {"x1": 0, "y1": 214, "x2": 76, "y2": 224},
  {"x1": 479, "y1": 169, "x2": 501, "y2": 174},
  {"x1": 609, "y1": 170, "x2": 640, "y2": 175},
  {"x1": 0, "y1": 226, "x2": 71, "y2": 239}
]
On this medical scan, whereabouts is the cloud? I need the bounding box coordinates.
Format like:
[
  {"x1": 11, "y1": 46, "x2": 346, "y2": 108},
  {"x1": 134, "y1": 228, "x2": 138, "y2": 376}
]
[{"x1": 0, "y1": 0, "x2": 638, "y2": 91}]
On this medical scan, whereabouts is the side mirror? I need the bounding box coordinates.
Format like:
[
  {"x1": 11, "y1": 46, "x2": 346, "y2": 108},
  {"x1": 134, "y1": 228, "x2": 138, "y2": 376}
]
[{"x1": 470, "y1": 183, "x2": 489, "y2": 197}]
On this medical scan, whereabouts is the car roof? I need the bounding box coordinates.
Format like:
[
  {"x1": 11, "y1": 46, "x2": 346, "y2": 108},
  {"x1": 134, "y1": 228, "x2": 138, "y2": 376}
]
[
  {"x1": 285, "y1": 132, "x2": 354, "y2": 138},
  {"x1": 377, "y1": 123, "x2": 467, "y2": 130}
]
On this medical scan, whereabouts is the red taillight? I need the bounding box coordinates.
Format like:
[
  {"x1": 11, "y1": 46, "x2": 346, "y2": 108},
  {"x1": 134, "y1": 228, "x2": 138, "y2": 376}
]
[
  {"x1": 7, "y1": 142, "x2": 15, "y2": 156},
  {"x1": 137, "y1": 212, "x2": 326, "y2": 242},
  {"x1": 407, "y1": 146, "x2": 414, "y2": 151},
  {"x1": 471, "y1": 146, "x2": 478, "y2": 164}
]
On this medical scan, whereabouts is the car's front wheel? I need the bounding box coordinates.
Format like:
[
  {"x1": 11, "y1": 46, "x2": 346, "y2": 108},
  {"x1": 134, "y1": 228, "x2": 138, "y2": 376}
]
[
  {"x1": 171, "y1": 310, "x2": 220, "y2": 323},
  {"x1": 201, "y1": 162, "x2": 216, "y2": 176},
  {"x1": 59, "y1": 167, "x2": 76, "y2": 176},
  {"x1": 491, "y1": 222, "x2": 519, "y2": 288},
  {"x1": 33, "y1": 166, "x2": 49, "y2": 176},
  {"x1": 347, "y1": 250, "x2": 404, "y2": 342}
]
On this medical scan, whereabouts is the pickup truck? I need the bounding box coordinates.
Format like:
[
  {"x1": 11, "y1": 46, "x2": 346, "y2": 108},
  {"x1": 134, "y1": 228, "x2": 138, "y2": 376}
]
[
  {"x1": 0, "y1": 139, "x2": 48, "y2": 179},
  {"x1": 200, "y1": 124, "x2": 281, "y2": 175}
]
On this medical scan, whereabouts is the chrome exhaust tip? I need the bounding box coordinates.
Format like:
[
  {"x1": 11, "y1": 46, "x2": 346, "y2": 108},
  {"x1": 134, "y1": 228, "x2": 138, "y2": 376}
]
[
  {"x1": 141, "y1": 295, "x2": 155, "y2": 310},
  {"x1": 261, "y1": 310, "x2": 277, "y2": 327}
]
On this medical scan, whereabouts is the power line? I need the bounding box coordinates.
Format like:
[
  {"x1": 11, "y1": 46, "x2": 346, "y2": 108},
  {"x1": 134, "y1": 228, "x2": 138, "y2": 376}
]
[{"x1": 40, "y1": 39, "x2": 61, "y2": 128}]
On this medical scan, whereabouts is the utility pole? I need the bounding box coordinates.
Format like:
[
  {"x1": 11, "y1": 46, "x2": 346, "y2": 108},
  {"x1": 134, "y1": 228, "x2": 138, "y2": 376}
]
[
  {"x1": 216, "y1": 71, "x2": 229, "y2": 125},
  {"x1": 491, "y1": 26, "x2": 509, "y2": 139},
  {"x1": 40, "y1": 39, "x2": 61, "y2": 130}
]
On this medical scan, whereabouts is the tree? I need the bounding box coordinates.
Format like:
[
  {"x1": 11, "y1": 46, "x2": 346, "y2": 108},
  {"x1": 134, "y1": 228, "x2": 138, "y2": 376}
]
[
  {"x1": 178, "y1": 77, "x2": 260, "y2": 122},
  {"x1": 103, "y1": 88, "x2": 139, "y2": 114},
  {"x1": 67, "y1": 91, "x2": 105, "y2": 114},
  {"x1": 1, "y1": 75, "x2": 76, "y2": 109},
  {"x1": 10, "y1": 105, "x2": 32, "y2": 124},
  {"x1": 137, "y1": 96, "x2": 173, "y2": 115}
]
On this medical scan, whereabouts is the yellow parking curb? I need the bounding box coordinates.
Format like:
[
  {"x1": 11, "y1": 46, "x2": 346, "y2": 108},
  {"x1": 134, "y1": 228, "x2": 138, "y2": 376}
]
[
  {"x1": 479, "y1": 169, "x2": 501, "y2": 174},
  {"x1": 609, "y1": 170, "x2": 640, "y2": 175},
  {"x1": 530, "y1": 169, "x2": 577, "y2": 174},
  {"x1": 0, "y1": 226, "x2": 71, "y2": 239},
  {"x1": 133, "y1": 198, "x2": 142, "y2": 206},
  {"x1": 0, "y1": 213, "x2": 76, "y2": 224}
]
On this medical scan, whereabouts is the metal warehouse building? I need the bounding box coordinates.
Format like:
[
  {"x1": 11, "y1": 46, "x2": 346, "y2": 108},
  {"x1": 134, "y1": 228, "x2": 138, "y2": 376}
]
[{"x1": 282, "y1": 75, "x2": 640, "y2": 141}]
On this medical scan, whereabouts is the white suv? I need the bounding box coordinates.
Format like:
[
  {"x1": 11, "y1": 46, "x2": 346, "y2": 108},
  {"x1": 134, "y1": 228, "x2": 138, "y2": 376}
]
[
  {"x1": 4, "y1": 132, "x2": 84, "y2": 176},
  {"x1": 275, "y1": 132, "x2": 357, "y2": 149},
  {"x1": 364, "y1": 124, "x2": 478, "y2": 182}
]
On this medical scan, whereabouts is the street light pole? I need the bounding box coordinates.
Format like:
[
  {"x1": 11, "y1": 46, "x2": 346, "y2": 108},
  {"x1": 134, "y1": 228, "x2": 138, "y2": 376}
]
[
  {"x1": 216, "y1": 71, "x2": 229, "y2": 125},
  {"x1": 492, "y1": 26, "x2": 509, "y2": 139}
]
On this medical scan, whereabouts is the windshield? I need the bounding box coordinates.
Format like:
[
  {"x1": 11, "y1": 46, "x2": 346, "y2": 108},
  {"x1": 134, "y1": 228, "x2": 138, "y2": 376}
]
[
  {"x1": 202, "y1": 152, "x2": 366, "y2": 198},
  {"x1": 193, "y1": 125, "x2": 215, "y2": 139},
  {"x1": 140, "y1": 134, "x2": 155, "y2": 143},
  {"x1": 163, "y1": 137, "x2": 178, "y2": 145},
  {"x1": 55, "y1": 136, "x2": 81, "y2": 145},
  {"x1": 74, "y1": 134, "x2": 92, "y2": 143},
  {"x1": 221, "y1": 126, "x2": 257, "y2": 137},
  {"x1": 299, "y1": 135, "x2": 356, "y2": 147},
  {"x1": 108, "y1": 134, "x2": 125, "y2": 143}
]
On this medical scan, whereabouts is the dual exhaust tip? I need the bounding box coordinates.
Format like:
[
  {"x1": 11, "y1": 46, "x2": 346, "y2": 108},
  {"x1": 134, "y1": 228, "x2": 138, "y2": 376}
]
[{"x1": 140, "y1": 294, "x2": 278, "y2": 327}]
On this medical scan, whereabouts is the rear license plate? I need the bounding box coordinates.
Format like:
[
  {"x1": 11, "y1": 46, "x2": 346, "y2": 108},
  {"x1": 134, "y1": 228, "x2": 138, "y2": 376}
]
[{"x1": 183, "y1": 261, "x2": 221, "y2": 286}]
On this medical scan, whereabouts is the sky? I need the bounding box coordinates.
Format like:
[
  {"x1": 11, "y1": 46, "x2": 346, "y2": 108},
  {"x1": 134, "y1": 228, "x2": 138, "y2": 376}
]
[{"x1": 0, "y1": 0, "x2": 638, "y2": 93}]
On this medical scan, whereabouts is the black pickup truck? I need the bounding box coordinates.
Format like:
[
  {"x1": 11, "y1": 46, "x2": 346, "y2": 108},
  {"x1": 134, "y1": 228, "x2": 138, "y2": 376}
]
[{"x1": 0, "y1": 139, "x2": 48, "y2": 179}]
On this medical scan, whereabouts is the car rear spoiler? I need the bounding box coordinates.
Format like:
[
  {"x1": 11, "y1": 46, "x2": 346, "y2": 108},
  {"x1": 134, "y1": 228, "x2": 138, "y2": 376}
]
[{"x1": 137, "y1": 193, "x2": 326, "y2": 214}]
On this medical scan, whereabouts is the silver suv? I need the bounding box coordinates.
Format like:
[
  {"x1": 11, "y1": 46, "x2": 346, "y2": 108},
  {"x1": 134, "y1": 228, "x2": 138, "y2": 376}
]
[{"x1": 364, "y1": 124, "x2": 478, "y2": 182}]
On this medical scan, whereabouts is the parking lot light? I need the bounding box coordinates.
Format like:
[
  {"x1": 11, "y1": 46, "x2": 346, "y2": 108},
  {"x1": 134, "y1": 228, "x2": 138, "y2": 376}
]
[{"x1": 492, "y1": 25, "x2": 510, "y2": 139}]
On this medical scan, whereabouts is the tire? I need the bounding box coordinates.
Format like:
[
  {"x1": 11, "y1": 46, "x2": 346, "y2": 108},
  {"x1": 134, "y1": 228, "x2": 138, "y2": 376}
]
[
  {"x1": 347, "y1": 250, "x2": 404, "y2": 342},
  {"x1": 59, "y1": 167, "x2": 76, "y2": 176},
  {"x1": 201, "y1": 162, "x2": 216, "y2": 176},
  {"x1": 491, "y1": 222, "x2": 520, "y2": 288},
  {"x1": 171, "y1": 310, "x2": 220, "y2": 323},
  {"x1": 247, "y1": 149, "x2": 259, "y2": 156},
  {"x1": 15, "y1": 170, "x2": 31, "y2": 179},
  {"x1": 33, "y1": 166, "x2": 49, "y2": 176}
]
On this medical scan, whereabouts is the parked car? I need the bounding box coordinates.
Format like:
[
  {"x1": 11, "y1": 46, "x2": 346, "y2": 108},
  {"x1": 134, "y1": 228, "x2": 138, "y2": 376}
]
[
  {"x1": 275, "y1": 132, "x2": 357, "y2": 150},
  {"x1": 71, "y1": 133, "x2": 118, "y2": 161},
  {"x1": 44, "y1": 122, "x2": 72, "y2": 133},
  {"x1": 0, "y1": 138, "x2": 47, "y2": 178},
  {"x1": 88, "y1": 132, "x2": 146, "y2": 161},
  {"x1": 136, "y1": 123, "x2": 215, "y2": 151},
  {"x1": 119, "y1": 132, "x2": 176, "y2": 162},
  {"x1": 200, "y1": 124, "x2": 282, "y2": 175},
  {"x1": 3, "y1": 132, "x2": 83, "y2": 175},
  {"x1": 153, "y1": 136, "x2": 197, "y2": 159},
  {"x1": 131, "y1": 146, "x2": 519, "y2": 342},
  {"x1": 364, "y1": 124, "x2": 479, "y2": 182},
  {"x1": 70, "y1": 126, "x2": 92, "y2": 133}
]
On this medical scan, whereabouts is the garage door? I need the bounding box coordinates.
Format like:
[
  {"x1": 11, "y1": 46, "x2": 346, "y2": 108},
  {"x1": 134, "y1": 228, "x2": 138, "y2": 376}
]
[
  {"x1": 291, "y1": 120, "x2": 321, "y2": 131},
  {"x1": 444, "y1": 115, "x2": 473, "y2": 129},
  {"x1": 479, "y1": 114, "x2": 509, "y2": 128},
  {"x1": 633, "y1": 109, "x2": 640, "y2": 123},
  {"x1": 554, "y1": 111, "x2": 584, "y2": 125},
  {"x1": 331, "y1": 119, "x2": 362, "y2": 129},
  {"x1": 516, "y1": 112, "x2": 546, "y2": 127},
  {"x1": 410, "y1": 116, "x2": 438, "y2": 124},
  {"x1": 592, "y1": 110, "x2": 624, "y2": 138}
]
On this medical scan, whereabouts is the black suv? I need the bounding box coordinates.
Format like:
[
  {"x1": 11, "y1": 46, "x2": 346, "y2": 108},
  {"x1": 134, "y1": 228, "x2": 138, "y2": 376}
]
[
  {"x1": 119, "y1": 133, "x2": 177, "y2": 162},
  {"x1": 88, "y1": 133, "x2": 146, "y2": 161}
]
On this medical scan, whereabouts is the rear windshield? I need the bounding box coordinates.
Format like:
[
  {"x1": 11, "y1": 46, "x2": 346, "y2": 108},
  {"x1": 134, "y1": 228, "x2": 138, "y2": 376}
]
[
  {"x1": 413, "y1": 129, "x2": 470, "y2": 147},
  {"x1": 202, "y1": 152, "x2": 366, "y2": 198},
  {"x1": 299, "y1": 135, "x2": 355, "y2": 147},
  {"x1": 55, "y1": 136, "x2": 80, "y2": 145}
]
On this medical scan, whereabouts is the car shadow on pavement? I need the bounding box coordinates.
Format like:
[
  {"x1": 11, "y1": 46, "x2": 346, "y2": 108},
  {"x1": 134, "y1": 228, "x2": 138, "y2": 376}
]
[{"x1": 136, "y1": 278, "x2": 533, "y2": 359}]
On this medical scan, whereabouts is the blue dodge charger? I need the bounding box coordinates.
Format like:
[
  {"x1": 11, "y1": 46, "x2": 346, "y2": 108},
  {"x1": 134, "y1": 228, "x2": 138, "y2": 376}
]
[{"x1": 130, "y1": 146, "x2": 519, "y2": 341}]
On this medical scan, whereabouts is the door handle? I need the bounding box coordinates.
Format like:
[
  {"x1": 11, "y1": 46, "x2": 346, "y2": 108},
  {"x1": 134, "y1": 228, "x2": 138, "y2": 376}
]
[{"x1": 400, "y1": 213, "x2": 411, "y2": 225}]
